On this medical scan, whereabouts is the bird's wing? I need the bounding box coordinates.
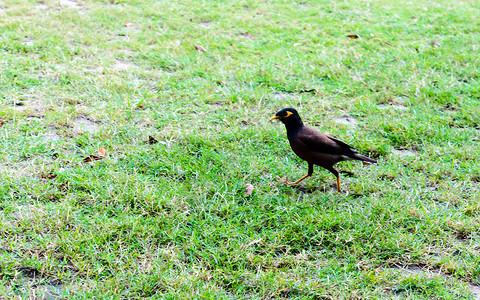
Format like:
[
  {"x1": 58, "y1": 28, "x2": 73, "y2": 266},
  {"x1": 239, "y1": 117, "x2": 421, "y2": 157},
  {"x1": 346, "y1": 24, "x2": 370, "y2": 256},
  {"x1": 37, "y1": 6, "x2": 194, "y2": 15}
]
[{"x1": 296, "y1": 127, "x2": 357, "y2": 155}]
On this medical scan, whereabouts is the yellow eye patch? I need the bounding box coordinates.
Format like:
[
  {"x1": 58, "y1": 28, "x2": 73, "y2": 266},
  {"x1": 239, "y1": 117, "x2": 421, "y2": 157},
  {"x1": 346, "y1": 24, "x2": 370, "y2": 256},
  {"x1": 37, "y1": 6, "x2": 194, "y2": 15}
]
[{"x1": 285, "y1": 111, "x2": 293, "y2": 118}]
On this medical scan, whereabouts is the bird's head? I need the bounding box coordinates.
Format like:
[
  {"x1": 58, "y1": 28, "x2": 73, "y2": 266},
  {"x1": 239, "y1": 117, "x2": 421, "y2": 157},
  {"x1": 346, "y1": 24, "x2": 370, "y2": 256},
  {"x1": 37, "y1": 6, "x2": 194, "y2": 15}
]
[{"x1": 270, "y1": 108, "x2": 302, "y2": 124}]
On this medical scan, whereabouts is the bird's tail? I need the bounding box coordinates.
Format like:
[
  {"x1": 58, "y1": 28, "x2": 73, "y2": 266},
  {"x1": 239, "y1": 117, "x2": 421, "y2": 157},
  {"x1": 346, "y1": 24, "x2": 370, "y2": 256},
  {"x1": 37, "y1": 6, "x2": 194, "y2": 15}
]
[{"x1": 352, "y1": 153, "x2": 377, "y2": 165}]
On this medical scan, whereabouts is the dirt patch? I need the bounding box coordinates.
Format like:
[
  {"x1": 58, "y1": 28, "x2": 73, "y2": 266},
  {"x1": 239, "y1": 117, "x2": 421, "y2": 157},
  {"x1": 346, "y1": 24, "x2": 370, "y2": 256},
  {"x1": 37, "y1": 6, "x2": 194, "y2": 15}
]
[
  {"x1": 391, "y1": 264, "x2": 444, "y2": 278},
  {"x1": 24, "y1": 37, "x2": 34, "y2": 47},
  {"x1": 12, "y1": 97, "x2": 46, "y2": 113},
  {"x1": 0, "y1": 162, "x2": 35, "y2": 178},
  {"x1": 116, "y1": 34, "x2": 131, "y2": 42},
  {"x1": 271, "y1": 93, "x2": 295, "y2": 100},
  {"x1": 199, "y1": 20, "x2": 212, "y2": 29},
  {"x1": 36, "y1": 3, "x2": 48, "y2": 10},
  {"x1": 114, "y1": 59, "x2": 137, "y2": 71},
  {"x1": 392, "y1": 149, "x2": 416, "y2": 157},
  {"x1": 333, "y1": 116, "x2": 358, "y2": 126},
  {"x1": 377, "y1": 104, "x2": 408, "y2": 111},
  {"x1": 58, "y1": 0, "x2": 87, "y2": 14},
  {"x1": 15, "y1": 267, "x2": 64, "y2": 299},
  {"x1": 11, "y1": 204, "x2": 44, "y2": 220},
  {"x1": 43, "y1": 132, "x2": 61, "y2": 142},
  {"x1": 59, "y1": 0, "x2": 79, "y2": 8},
  {"x1": 72, "y1": 117, "x2": 99, "y2": 134},
  {"x1": 26, "y1": 115, "x2": 44, "y2": 121},
  {"x1": 42, "y1": 126, "x2": 61, "y2": 142},
  {"x1": 388, "y1": 264, "x2": 480, "y2": 299},
  {"x1": 468, "y1": 285, "x2": 480, "y2": 300}
]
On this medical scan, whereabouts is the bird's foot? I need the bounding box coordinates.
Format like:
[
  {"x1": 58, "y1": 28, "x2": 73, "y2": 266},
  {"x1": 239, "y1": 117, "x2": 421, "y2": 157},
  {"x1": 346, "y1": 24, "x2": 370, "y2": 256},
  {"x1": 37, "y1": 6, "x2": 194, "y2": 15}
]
[
  {"x1": 277, "y1": 177, "x2": 302, "y2": 186},
  {"x1": 278, "y1": 176, "x2": 289, "y2": 185}
]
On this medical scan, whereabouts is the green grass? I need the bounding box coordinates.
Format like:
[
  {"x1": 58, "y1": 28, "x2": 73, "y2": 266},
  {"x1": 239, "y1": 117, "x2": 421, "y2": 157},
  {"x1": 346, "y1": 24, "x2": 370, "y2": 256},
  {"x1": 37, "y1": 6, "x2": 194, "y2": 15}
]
[{"x1": 1, "y1": 0, "x2": 480, "y2": 298}]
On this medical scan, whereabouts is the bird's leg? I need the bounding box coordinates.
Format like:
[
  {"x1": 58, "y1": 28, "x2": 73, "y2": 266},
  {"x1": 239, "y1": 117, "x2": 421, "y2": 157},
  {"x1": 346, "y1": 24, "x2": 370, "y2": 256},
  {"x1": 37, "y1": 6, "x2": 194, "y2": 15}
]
[
  {"x1": 336, "y1": 175, "x2": 343, "y2": 193},
  {"x1": 290, "y1": 174, "x2": 310, "y2": 185},
  {"x1": 289, "y1": 163, "x2": 313, "y2": 185},
  {"x1": 327, "y1": 167, "x2": 343, "y2": 193}
]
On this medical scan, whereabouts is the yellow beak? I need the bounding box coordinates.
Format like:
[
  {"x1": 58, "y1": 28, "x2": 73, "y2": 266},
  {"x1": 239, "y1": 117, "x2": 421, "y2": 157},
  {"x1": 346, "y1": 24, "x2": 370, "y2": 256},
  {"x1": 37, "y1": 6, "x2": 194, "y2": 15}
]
[{"x1": 270, "y1": 115, "x2": 280, "y2": 121}]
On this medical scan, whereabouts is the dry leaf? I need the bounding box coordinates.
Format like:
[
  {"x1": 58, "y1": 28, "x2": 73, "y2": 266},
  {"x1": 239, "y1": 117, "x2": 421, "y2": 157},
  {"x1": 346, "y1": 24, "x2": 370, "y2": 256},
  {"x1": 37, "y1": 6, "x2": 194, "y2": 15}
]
[
  {"x1": 346, "y1": 34, "x2": 360, "y2": 39},
  {"x1": 146, "y1": 136, "x2": 158, "y2": 144},
  {"x1": 430, "y1": 40, "x2": 441, "y2": 47},
  {"x1": 244, "y1": 183, "x2": 254, "y2": 196},
  {"x1": 138, "y1": 104, "x2": 146, "y2": 110},
  {"x1": 40, "y1": 173, "x2": 57, "y2": 180},
  {"x1": 83, "y1": 155, "x2": 103, "y2": 162},
  {"x1": 0, "y1": 120, "x2": 4, "y2": 127},
  {"x1": 98, "y1": 147, "x2": 106, "y2": 157},
  {"x1": 83, "y1": 147, "x2": 105, "y2": 162},
  {"x1": 295, "y1": 88, "x2": 316, "y2": 93},
  {"x1": 125, "y1": 22, "x2": 134, "y2": 27},
  {"x1": 194, "y1": 44, "x2": 207, "y2": 52}
]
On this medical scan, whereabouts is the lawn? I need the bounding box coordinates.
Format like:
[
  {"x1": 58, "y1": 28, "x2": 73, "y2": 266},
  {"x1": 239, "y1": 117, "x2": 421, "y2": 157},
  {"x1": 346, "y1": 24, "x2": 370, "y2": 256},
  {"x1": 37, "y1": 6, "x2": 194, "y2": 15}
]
[{"x1": 1, "y1": 0, "x2": 480, "y2": 298}]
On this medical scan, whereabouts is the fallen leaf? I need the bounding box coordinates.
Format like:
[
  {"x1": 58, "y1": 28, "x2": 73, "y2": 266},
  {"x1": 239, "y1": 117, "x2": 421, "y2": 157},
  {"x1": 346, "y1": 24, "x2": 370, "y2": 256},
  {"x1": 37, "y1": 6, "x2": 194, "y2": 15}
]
[
  {"x1": 98, "y1": 147, "x2": 106, "y2": 157},
  {"x1": 124, "y1": 22, "x2": 134, "y2": 27},
  {"x1": 194, "y1": 44, "x2": 207, "y2": 52},
  {"x1": 295, "y1": 88, "x2": 316, "y2": 93},
  {"x1": 146, "y1": 136, "x2": 158, "y2": 144},
  {"x1": 138, "y1": 104, "x2": 146, "y2": 110},
  {"x1": 244, "y1": 183, "x2": 254, "y2": 196},
  {"x1": 83, "y1": 147, "x2": 105, "y2": 163},
  {"x1": 430, "y1": 40, "x2": 441, "y2": 47},
  {"x1": 346, "y1": 34, "x2": 360, "y2": 39},
  {"x1": 83, "y1": 155, "x2": 104, "y2": 163},
  {"x1": 40, "y1": 173, "x2": 58, "y2": 180},
  {"x1": 0, "y1": 120, "x2": 4, "y2": 126}
]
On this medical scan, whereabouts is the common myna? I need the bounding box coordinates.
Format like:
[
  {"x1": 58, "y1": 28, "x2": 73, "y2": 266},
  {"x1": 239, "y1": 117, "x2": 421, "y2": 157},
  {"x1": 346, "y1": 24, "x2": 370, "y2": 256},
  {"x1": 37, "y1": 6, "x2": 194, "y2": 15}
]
[{"x1": 271, "y1": 108, "x2": 376, "y2": 192}]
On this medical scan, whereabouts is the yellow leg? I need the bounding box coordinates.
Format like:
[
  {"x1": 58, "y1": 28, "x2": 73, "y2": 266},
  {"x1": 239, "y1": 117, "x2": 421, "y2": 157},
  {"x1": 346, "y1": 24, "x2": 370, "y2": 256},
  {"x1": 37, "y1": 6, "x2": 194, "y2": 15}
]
[
  {"x1": 287, "y1": 163, "x2": 313, "y2": 186},
  {"x1": 336, "y1": 175, "x2": 343, "y2": 193},
  {"x1": 288, "y1": 174, "x2": 310, "y2": 185}
]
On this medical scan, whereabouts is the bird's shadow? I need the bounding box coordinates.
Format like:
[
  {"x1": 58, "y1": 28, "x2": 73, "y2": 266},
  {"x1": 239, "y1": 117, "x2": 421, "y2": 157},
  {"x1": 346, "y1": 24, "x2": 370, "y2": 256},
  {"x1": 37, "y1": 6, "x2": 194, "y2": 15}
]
[
  {"x1": 293, "y1": 185, "x2": 326, "y2": 194},
  {"x1": 339, "y1": 170, "x2": 356, "y2": 177},
  {"x1": 292, "y1": 183, "x2": 368, "y2": 199},
  {"x1": 277, "y1": 175, "x2": 367, "y2": 197}
]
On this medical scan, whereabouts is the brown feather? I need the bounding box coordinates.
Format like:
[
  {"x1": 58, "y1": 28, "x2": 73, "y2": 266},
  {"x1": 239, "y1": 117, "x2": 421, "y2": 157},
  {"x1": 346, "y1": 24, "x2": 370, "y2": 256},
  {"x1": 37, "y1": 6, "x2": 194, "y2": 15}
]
[{"x1": 272, "y1": 107, "x2": 376, "y2": 192}]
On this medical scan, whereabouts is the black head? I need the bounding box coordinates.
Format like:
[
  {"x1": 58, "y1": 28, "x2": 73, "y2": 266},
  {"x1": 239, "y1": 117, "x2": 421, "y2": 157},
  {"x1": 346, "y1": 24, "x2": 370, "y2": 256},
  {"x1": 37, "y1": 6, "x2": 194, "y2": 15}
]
[{"x1": 270, "y1": 107, "x2": 302, "y2": 125}]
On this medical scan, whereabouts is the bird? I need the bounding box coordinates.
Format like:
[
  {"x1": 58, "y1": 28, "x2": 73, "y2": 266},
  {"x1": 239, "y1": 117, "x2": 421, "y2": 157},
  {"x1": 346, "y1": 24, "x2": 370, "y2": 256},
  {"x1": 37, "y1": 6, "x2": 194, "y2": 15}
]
[{"x1": 270, "y1": 107, "x2": 376, "y2": 192}]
